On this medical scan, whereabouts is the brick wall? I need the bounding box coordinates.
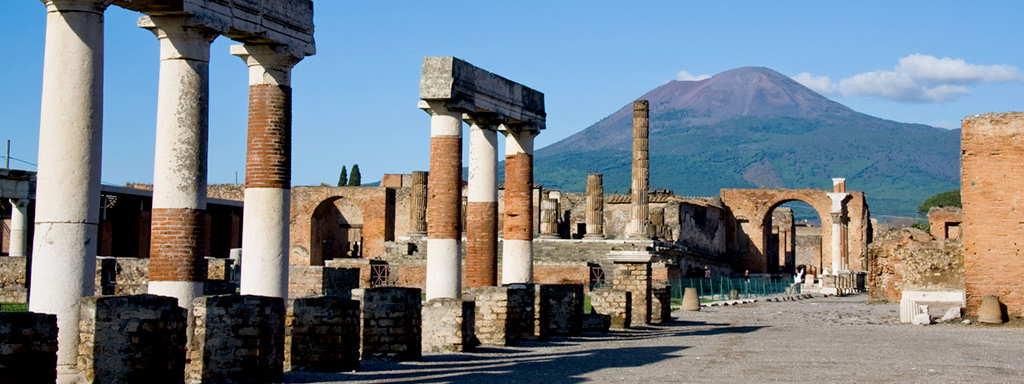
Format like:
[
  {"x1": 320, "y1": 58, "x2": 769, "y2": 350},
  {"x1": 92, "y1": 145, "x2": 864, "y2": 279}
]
[
  {"x1": 356, "y1": 287, "x2": 422, "y2": 361},
  {"x1": 0, "y1": 312, "x2": 57, "y2": 383},
  {"x1": 961, "y1": 113, "x2": 1024, "y2": 317},
  {"x1": 78, "y1": 295, "x2": 187, "y2": 382},
  {"x1": 285, "y1": 297, "x2": 360, "y2": 372},
  {"x1": 868, "y1": 228, "x2": 963, "y2": 303},
  {"x1": 927, "y1": 206, "x2": 963, "y2": 241},
  {"x1": 187, "y1": 295, "x2": 285, "y2": 383}
]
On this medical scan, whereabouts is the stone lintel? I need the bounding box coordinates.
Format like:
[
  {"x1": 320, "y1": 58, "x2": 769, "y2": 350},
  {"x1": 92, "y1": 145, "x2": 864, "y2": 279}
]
[
  {"x1": 608, "y1": 250, "x2": 655, "y2": 264},
  {"x1": 419, "y1": 56, "x2": 545, "y2": 131}
]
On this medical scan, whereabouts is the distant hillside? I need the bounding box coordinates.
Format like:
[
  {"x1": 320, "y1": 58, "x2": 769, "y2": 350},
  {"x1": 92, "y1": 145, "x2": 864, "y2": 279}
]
[{"x1": 534, "y1": 67, "x2": 960, "y2": 218}]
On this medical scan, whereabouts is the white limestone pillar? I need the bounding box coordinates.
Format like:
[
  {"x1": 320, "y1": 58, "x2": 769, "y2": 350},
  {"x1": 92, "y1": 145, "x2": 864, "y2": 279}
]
[
  {"x1": 140, "y1": 16, "x2": 217, "y2": 309},
  {"x1": 465, "y1": 117, "x2": 499, "y2": 287},
  {"x1": 827, "y1": 191, "x2": 849, "y2": 274},
  {"x1": 423, "y1": 102, "x2": 463, "y2": 300},
  {"x1": 29, "y1": 0, "x2": 108, "y2": 370},
  {"x1": 501, "y1": 128, "x2": 536, "y2": 285},
  {"x1": 8, "y1": 199, "x2": 28, "y2": 257},
  {"x1": 232, "y1": 45, "x2": 302, "y2": 299}
]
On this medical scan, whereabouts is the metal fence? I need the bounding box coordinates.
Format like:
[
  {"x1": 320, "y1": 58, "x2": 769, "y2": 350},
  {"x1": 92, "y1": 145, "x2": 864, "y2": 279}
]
[{"x1": 670, "y1": 277, "x2": 793, "y2": 301}]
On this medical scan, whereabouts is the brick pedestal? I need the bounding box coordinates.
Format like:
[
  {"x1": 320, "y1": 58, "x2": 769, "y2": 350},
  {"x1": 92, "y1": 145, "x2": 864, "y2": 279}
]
[
  {"x1": 78, "y1": 295, "x2": 187, "y2": 383},
  {"x1": 187, "y1": 295, "x2": 285, "y2": 383},
  {"x1": 356, "y1": 287, "x2": 422, "y2": 360},
  {"x1": 612, "y1": 262, "x2": 653, "y2": 325},
  {"x1": 465, "y1": 285, "x2": 534, "y2": 346},
  {"x1": 286, "y1": 297, "x2": 360, "y2": 372}
]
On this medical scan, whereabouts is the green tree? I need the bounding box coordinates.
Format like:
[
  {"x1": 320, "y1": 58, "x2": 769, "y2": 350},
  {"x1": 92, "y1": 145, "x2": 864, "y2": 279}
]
[
  {"x1": 917, "y1": 189, "x2": 961, "y2": 214},
  {"x1": 349, "y1": 164, "x2": 361, "y2": 186},
  {"x1": 337, "y1": 166, "x2": 348, "y2": 187}
]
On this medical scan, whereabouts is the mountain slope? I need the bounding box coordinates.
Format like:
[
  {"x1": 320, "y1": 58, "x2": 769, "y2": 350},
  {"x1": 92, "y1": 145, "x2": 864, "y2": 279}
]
[{"x1": 534, "y1": 67, "x2": 960, "y2": 218}]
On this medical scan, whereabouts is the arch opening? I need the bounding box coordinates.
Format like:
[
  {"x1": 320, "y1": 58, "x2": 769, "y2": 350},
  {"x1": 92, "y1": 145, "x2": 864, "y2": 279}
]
[
  {"x1": 763, "y1": 199, "x2": 824, "y2": 275},
  {"x1": 310, "y1": 197, "x2": 364, "y2": 263}
]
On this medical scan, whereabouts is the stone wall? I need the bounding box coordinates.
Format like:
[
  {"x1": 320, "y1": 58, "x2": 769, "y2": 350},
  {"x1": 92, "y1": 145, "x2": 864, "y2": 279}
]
[
  {"x1": 535, "y1": 284, "x2": 584, "y2": 338},
  {"x1": 612, "y1": 263, "x2": 651, "y2": 325},
  {"x1": 0, "y1": 256, "x2": 27, "y2": 303},
  {"x1": 677, "y1": 199, "x2": 729, "y2": 256},
  {"x1": 927, "y1": 206, "x2": 963, "y2": 241},
  {"x1": 290, "y1": 186, "x2": 399, "y2": 265},
  {"x1": 650, "y1": 286, "x2": 672, "y2": 324},
  {"x1": 288, "y1": 266, "x2": 360, "y2": 299},
  {"x1": 0, "y1": 312, "x2": 57, "y2": 383},
  {"x1": 78, "y1": 295, "x2": 187, "y2": 383},
  {"x1": 421, "y1": 298, "x2": 475, "y2": 353},
  {"x1": 356, "y1": 287, "x2": 421, "y2": 361},
  {"x1": 465, "y1": 286, "x2": 534, "y2": 346},
  {"x1": 868, "y1": 228, "x2": 964, "y2": 303},
  {"x1": 285, "y1": 297, "x2": 360, "y2": 372},
  {"x1": 187, "y1": 295, "x2": 285, "y2": 383},
  {"x1": 589, "y1": 288, "x2": 631, "y2": 329},
  {"x1": 95, "y1": 256, "x2": 149, "y2": 295}
]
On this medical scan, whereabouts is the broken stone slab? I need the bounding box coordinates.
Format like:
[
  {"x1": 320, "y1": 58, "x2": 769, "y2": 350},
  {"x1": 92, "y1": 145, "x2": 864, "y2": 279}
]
[{"x1": 939, "y1": 307, "x2": 962, "y2": 322}]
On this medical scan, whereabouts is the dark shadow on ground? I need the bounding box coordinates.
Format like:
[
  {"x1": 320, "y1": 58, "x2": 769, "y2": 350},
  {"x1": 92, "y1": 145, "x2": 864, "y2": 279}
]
[{"x1": 284, "y1": 324, "x2": 766, "y2": 383}]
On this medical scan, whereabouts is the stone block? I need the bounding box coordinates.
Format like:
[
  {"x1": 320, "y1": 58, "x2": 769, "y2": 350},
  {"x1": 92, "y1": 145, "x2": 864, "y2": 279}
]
[
  {"x1": 651, "y1": 286, "x2": 672, "y2": 324},
  {"x1": 0, "y1": 312, "x2": 57, "y2": 383},
  {"x1": 289, "y1": 266, "x2": 360, "y2": 299},
  {"x1": 286, "y1": 297, "x2": 360, "y2": 372},
  {"x1": 78, "y1": 295, "x2": 187, "y2": 383},
  {"x1": 465, "y1": 285, "x2": 534, "y2": 345},
  {"x1": 422, "y1": 298, "x2": 476, "y2": 353},
  {"x1": 535, "y1": 284, "x2": 584, "y2": 338},
  {"x1": 357, "y1": 287, "x2": 421, "y2": 360},
  {"x1": 187, "y1": 295, "x2": 285, "y2": 383},
  {"x1": 589, "y1": 288, "x2": 632, "y2": 329}
]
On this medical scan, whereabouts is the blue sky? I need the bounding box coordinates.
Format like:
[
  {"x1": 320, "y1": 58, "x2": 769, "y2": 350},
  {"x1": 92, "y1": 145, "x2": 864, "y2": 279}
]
[{"x1": 2, "y1": 1, "x2": 1022, "y2": 186}]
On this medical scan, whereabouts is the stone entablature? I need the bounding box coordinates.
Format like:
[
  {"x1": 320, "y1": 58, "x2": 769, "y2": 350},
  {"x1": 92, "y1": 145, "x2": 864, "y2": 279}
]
[{"x1": 419, "y1": 57, "x2": 545, "y2": 130}]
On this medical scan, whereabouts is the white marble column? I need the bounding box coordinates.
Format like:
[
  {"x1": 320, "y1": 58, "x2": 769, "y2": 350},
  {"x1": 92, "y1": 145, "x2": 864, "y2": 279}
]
[
  {"x1": 827, "y1": 191, "x2": 849, "y2": 274},
  {"x1": 8, "y1": 199, "x2": 28, "y2": 257},
  {"x1": 141, "y1": 16, "x2": 217, "y2": 309},
  {"x1": 465, "y1": 116, "x2": 499, "y2": 287},
  {"x1": 29, "y1": 0, "x2": 108, "y2": 370},
  {"x1": 501, "y1": 128, "x2": 536, "y2": 285},
  {"x1": 232, "y1": 44, "x2": 301, "y2": 299},
  {"x1": 423, "y1": 102, "x2": 463, "y2": 300}
]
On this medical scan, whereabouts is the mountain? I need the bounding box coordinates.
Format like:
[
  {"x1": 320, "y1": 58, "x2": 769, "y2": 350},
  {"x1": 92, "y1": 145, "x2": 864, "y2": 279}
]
[{"x1": 534, "y1": 67, "x2": 960, "y2": 218}]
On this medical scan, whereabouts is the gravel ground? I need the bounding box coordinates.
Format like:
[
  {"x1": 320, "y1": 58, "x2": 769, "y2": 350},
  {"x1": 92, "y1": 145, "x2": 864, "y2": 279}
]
[{"x1": 285, "y1": 295, "x2": 1024, "y2": 384}]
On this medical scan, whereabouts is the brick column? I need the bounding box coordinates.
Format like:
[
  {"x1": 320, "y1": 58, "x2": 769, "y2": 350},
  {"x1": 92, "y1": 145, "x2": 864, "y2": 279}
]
[
  {"x1": 585, "y1": 174, "x2": 605, "y2": 239},
  {"x1": 501, "y1": 128, "x2": 536, "y2": 284},
  {"x1": 8, "y1": 199, "x2": 28, "y2": 257},
  {"x1": 626, "y1": 100, "x2": 650, "y2": 239},
  {"x1": 232, "y1": 44, "x2": 302, "y2": 299},
  {"x1": 465, "y1": 116, "x2": 499, "y2": 287},
  {"x1": 28, "y1": 0, "x2": 108, "y2": 370},
  {"x1": 408, "y1": 171, "x2": 428, "y2": 238},
  {"x1": 423, "y1": 102, "x2": 463, "y2": 300},
  {"x1": 141, "y1": 16, "x2": 218, "y2": 310}
]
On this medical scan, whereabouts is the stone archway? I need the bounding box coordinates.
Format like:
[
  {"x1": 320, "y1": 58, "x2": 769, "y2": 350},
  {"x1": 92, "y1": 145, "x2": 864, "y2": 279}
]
[
  {"x1": 310, "y1": 197, "x2": 363, "y2": 263},
  {"x1": 289, "y1": 186, "x2": 395, "y2": 265},
  {"x1": 720, "y1": 189, "x2": 870, "y2": 274}
]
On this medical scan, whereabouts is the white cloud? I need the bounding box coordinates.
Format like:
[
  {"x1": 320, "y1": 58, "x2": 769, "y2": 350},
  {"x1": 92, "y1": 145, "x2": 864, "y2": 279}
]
[
  {"x1": 676, "y1": 70, "x2": 711, "y2": 81},
  {"x1": 791, "y1": 54, "x2": 1022, "y2": 103}
]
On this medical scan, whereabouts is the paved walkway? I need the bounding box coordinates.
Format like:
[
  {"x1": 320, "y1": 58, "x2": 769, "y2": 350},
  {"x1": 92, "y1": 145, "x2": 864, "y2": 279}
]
[{"x1": 285, "y1": 295, "x2": 1024, "y2": 383}]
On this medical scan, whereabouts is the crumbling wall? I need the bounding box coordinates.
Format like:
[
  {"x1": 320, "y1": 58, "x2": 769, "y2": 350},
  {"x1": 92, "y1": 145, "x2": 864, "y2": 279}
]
[
  {"x1": 0, "y1": 256, "x2": 27, "y2": 303},
  {"x1": 868, "y1": 228, "x2": 963, "y2": 303}
]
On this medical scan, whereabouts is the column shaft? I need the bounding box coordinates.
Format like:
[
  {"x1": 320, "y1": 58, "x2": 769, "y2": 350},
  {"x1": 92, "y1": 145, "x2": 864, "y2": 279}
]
[
  {"x1": 142, "y1": 16, "x2": 217, "y2": 309},
  {"x1": 425, "y1": 103, "x2": 463, "y2": 299},
  {"x1": 627, "y1": 100, "x2": 650, "y2": 239},
  {"x1": 232, "y1": 45, "x2": 301, "y2": 299},
  {"x1": 585, "y1": 174, "x2": 605, "y2": 239},
  {"x1": 501, "y1": 129, "x2": 535, "y2": 284},
  {"x1": 466, "y1": 123, "x2": 498, "y2": 287},
  {"x1": 29, "y1": 0, "x2": 107, "y2": 369},
  {"x1": 408, "y1": 171, "x2": 428, "y2": 237},
  {"x1": 8, "y1": 199, "x2": 28, "y2": 257},
  {"x1": 830, "y1": 213, "x2": 843, "y2": 273}
]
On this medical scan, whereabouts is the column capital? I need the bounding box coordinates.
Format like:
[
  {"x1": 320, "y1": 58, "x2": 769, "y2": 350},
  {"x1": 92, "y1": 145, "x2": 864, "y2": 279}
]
[
  {"x1": 462, "y1": 112, "x2": 502, "y2": 129},
  {"x1": 826, "y1": 192, "x2": 849, "y2": 213},
  {"x1": 42, "y1": 0, "x2": 112, "y2": 13},
  {"x1": 230, "y1": 44, "x2": 303, "y2": 86},
  {"x1": 139, "y1": 16, "x2": 218, "y2": 62}
]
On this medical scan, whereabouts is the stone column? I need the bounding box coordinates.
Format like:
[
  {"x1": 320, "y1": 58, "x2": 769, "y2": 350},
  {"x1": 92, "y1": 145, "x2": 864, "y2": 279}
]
[
  {"x1": 29, "y1": 0, "x2": 108, "y2": 370},
  {"x1": 408, "y1": 171, "x2": 428, "y2": 238},
  {"x1": 8, "y1": 199, "x2": 28, "y2": 257},
  {"x1": 141, "y1": 16, "x2": 218, "y2": 309},
  {"x1": 626, "y1": 100, "x2": 650, "y2": 239},
  {"x1": 502, "y1": 127, "x2": 536, "y2": 284},
  {"x1": 231, "y1": 44, "x2": 302, "y2": 299},
  {"x1": 539, "y1": 197, "x2": 559, "y2": 239},
  {"x1": 585, "y1": 174, "x2": 605, "y2": 239},
  {"x1": 465, "y1": 117, "x2": 499, "y2": 287},
  {"x1": 423, "y1": 102, "x2": 463, "y2": 300},
  {"x1": 827, "y1": 190, "x2": 849, "y2": 274}
]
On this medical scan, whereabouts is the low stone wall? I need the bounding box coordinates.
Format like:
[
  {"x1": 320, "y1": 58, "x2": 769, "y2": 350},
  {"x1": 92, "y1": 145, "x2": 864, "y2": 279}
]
[
  {"x1": 187, "y1": 295, "x2": 285, "y2": 383},
  {"x1": 612, "y1": 262, "x2": 652, "y2": 325},
  {"x1": 465, "y1": 285, "x2": 534, "y2": 346},
  {"x1": 95, "y1": 257, "x2": 149, "y2": 295},
  {"x1": 535, "y1": 284, "x2": 584, "y2": 338},
  {"x1": 356, "y1": 287, "x2": 421, "y2": 361},
  {"x1": 421, "y1": 298, "x2": 475, "y2": 353},
  {"x1": 0, "y1": 256, "x2": 27, "y2": 303},
  {"x1": 286, "y1": 297, "x2": 360, "y2": 372},
  {"x1": 651, "y1": 286, "x2": 672, "y2": 324},
  {"x1": 78, "y1": 295, "x2": 187, "y2": 382},
  {"x1": 0, "y1": 312, "x2": 57, "y2": 383},
  {"x1": 325, "y1": 258, "x2": 387, "y2": 288},
  {"x1": 590, "y1": 288, "x2": 631, "y2": 329},
  {"x1": 289, "y1": 266, "x2": 360, "y2": 299}
]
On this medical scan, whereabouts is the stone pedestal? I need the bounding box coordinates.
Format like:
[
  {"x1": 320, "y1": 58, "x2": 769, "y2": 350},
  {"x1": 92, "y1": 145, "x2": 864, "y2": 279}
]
[
  {"x1": 465, "y1": 285, "x2": 534, "y2": 346},
  {"x1": 535, "y1": 284, "x2": 584, "y2": 338},
  {"x1": 355, "y1": 287, "x2": 422, "y2": 361},
  {"x1": 0, "y1": 312, "x2": 58, "y2": 383},
  {"x1": 285, "y1": 297, "x2": 360, "y2": 372},
  {"x1": 78, "y1": 295, "x2": 187, "y2": 383},
  {"x1": 610, "y1": 251, "x2": 654, "y2": 325},
  {"x1": 288, "y1": 266, "x2": 360, "y2": 299},
  {"x1": 422, "y1": 298, "x2": 476, "y2": 353},
  {"x1": 187, "y1": 295, "x2": 285, "y2": 383},
  {"x1": 651, "y1": 286, "x2": 672, "y2": 324},
  {"x1": 589, "y1": 288, "x2": 631, "y2": 329}
]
